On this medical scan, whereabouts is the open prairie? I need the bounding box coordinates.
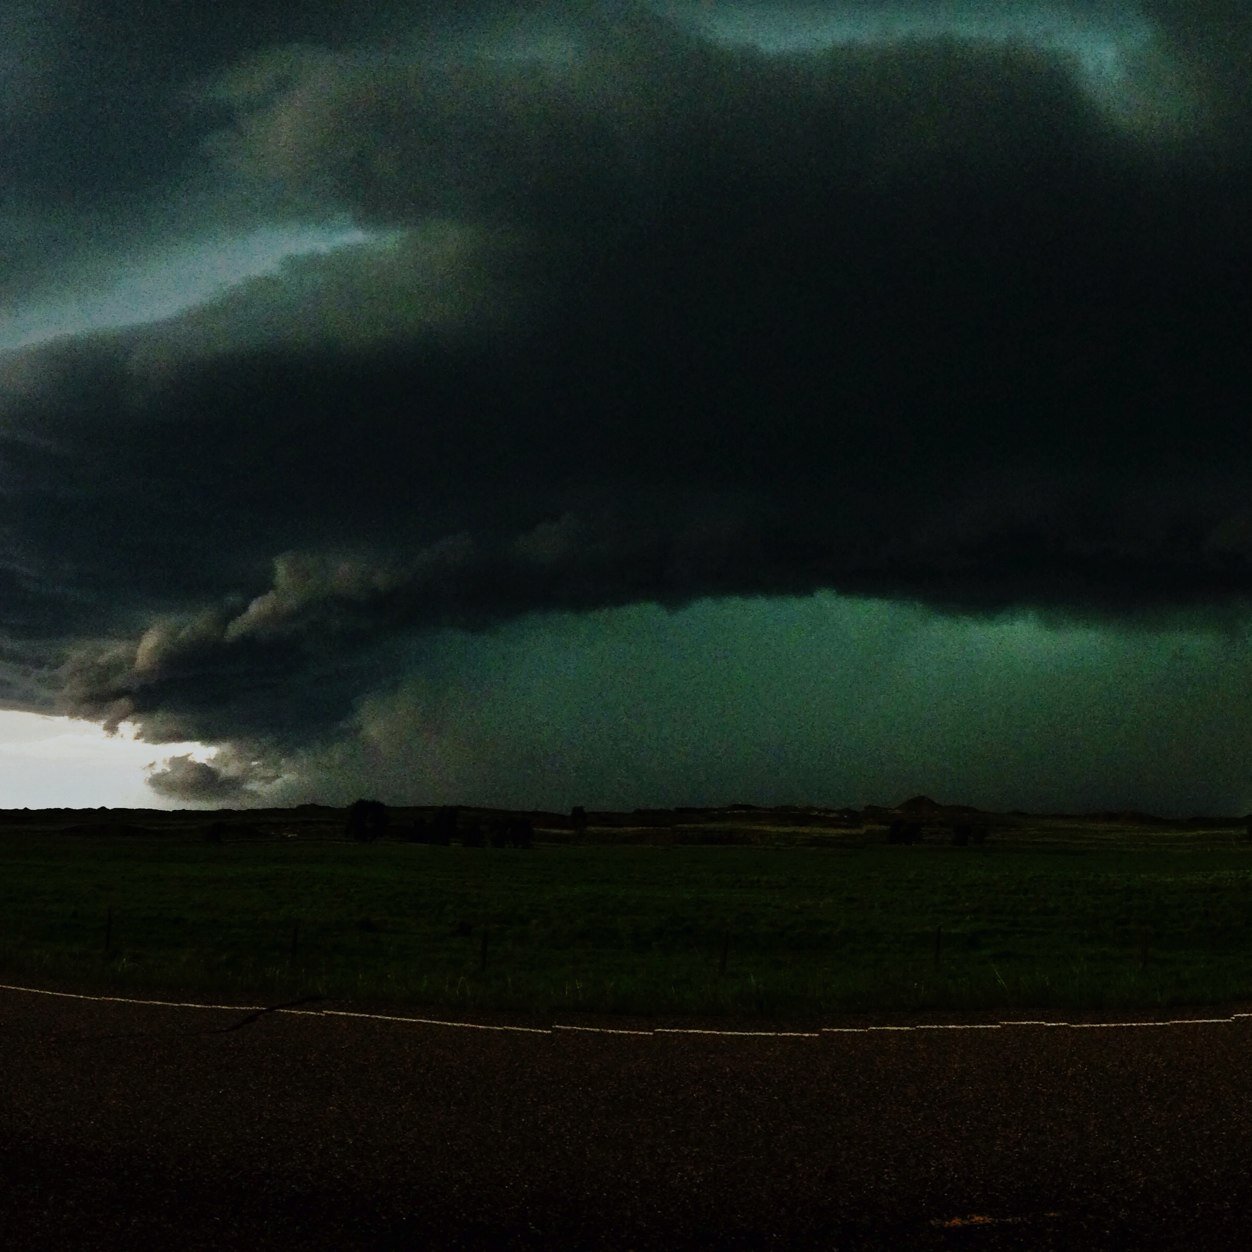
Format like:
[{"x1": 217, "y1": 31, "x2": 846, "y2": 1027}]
[
  {"x1": 4, "y1": 801, "x2": 1246, "y2": 1016},
  {"x1": 3, "y1": 802, "x2": 1251, "y2": 1020}
]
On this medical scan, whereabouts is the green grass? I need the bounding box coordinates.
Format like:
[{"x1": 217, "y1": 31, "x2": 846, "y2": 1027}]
[{"x1": 3, "y1": 827, "x2": 1252, "y2": 1019}]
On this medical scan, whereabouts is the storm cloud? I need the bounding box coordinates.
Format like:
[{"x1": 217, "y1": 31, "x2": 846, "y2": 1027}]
[
  {"x1": 145, "y1": 746, "x2": 281, "y2": 804},
  {"x1": 2, "y1": 1, "x2": 1250, "y2": 801}
]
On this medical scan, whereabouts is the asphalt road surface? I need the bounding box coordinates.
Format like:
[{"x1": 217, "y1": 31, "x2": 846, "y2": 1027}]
[{"x1": 3, "y1": 986, "x2": 1252, "y2": 1249}]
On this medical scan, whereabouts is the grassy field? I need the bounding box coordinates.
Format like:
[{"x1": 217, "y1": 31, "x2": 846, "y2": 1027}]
[{"x1": 2, "y1": 817, "x2": 1252, "y2": 1019}]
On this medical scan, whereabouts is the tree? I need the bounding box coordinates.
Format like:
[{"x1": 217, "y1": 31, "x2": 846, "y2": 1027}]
[{"x1": 346, "y1": 799, "x2": 388, "y2": 842}]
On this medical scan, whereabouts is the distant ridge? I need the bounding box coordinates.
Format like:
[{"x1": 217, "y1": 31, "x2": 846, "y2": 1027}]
[
  {"x1": 898, "y1": 795, "x2": 939, "y2": 812},
  {"x1": 0, "y1": 801, "x2": 1241, "y2": 827}
]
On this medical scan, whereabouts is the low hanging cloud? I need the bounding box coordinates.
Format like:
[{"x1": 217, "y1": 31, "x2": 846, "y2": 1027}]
[
  {"x1": 145, "y1": 747, "x2": 282, "y2": 805},
  {"x1": 1, "y1": 1, "x2": 1250, "y2": 794}
]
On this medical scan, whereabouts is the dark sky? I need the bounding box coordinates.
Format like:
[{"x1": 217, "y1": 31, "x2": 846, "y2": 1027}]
[{"x1": 2, "y1": 1, "x2": 1251, "y2": 812}]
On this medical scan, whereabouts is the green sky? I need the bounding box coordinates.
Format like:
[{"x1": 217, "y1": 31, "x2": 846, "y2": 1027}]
[{"x1": 262, "y1": 594, "x2": 1252, "y2": 816}]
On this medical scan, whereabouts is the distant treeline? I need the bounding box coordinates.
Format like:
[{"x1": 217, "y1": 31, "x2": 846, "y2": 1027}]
[{"x1": 345, "y1": 800, "x2": 534, "y2": 849}]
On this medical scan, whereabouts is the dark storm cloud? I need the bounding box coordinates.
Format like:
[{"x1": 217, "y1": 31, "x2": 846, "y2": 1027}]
[
  {"x1": 2, "y1": 1, "x2": 1251, "y2": 766},
  {"x1": 0, "y1": 0, "x2": 531, "y2": 306},
  {"x1": 1138, "y1": 0, "x2": 1252, "y2": 143}
]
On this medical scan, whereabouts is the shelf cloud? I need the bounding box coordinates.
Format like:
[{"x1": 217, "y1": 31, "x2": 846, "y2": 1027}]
[{"x1": 2, "y1": 2, "x2": 1249, "y2": 803}]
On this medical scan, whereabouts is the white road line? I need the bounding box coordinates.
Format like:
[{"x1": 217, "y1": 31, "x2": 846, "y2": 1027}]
[
  {"x1": 0, "y1": 982, "x2": 265, "y2": 1013},
  {"x1": 554, "y1": 1024, "x2": 654, "y2": 1036},
  {"x1": 824, "y1": 1025, "x2": 917, "y2": 1033},
  {"x1": 311, "y1": 1007, "x2": 550, "y2": 1035},
  {"x1": 656, "y1": 1027, "x2": 822, "y2": 1038},
  {"x1": 2, "y1": 981, "x2": 1250, "y2": 1038},
  {"x1": 902, "y1": 1023, "x2": 1004, "y2": 1031},
  {"x1": 1036, "y1": 1018, "x2": 1236, "y2": 1029}
]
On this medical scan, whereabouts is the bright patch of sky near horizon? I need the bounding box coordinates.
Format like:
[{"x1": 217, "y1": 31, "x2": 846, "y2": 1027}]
[{"x1": 0, "y1": 713, "x2": 209, "y2": 809}]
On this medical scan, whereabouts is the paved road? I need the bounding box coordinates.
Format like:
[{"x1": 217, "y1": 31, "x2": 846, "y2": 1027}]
[{"x1": 3, "y1": 987, "x2": 1252, "y2": 1249}]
